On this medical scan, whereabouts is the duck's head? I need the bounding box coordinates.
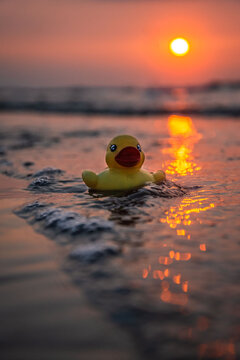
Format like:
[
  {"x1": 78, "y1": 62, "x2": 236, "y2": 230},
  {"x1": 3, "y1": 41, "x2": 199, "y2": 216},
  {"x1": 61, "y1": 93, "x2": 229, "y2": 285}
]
[{"x1": 106, "y1": 135, "x2": 145, "y2": 170}]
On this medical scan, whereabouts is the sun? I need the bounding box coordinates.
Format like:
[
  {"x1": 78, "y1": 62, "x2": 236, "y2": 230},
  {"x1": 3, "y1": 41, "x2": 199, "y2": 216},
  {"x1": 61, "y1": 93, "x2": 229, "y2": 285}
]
[{"x1": 170, "y1": 38, "x2": 189, "y2": 56}]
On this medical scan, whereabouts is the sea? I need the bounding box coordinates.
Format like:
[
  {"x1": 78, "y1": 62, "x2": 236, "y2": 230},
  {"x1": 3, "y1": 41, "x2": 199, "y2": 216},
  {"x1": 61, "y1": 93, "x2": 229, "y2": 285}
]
[
  {"x1": 0, "y1": 82, "x2": 239, "y2": 360},
  {"x1": 0, "y1": 81, "x2": 240, "y2": 116}
]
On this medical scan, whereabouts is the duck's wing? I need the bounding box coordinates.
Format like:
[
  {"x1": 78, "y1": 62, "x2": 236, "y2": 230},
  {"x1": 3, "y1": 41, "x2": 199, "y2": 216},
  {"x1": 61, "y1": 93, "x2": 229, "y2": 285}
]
[
  {"x1": 153, "y1": 170, "x2": 166, "y2": 183},
  {"x1": 82, "y1": 170, "x2": 98, "y2": 189}
]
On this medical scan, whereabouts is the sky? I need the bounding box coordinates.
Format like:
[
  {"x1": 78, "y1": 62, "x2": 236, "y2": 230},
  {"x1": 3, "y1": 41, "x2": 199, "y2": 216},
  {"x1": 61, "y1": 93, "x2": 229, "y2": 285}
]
[{"x1": 0, "y1": 0, "x2": 239, "y2": 87}]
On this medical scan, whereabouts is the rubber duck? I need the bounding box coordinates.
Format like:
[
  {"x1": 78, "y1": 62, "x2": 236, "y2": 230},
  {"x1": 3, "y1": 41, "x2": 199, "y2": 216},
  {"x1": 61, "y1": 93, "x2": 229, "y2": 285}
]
[{"x1": 82, "y1": 135, "x2": 165, "y2": 191}]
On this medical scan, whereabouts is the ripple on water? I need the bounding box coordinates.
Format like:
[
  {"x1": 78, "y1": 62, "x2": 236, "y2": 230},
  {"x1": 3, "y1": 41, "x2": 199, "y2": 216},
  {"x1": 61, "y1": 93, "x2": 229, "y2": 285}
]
[
  {"x1": 16, "y1": 203, "x2": 114, "y2": 240},
  {"x1": 32, "y1": 167, "x2": 64, "y2": 177},
  {"x1": 70, "y1": 242, "x2": 121, "y2": 263}
]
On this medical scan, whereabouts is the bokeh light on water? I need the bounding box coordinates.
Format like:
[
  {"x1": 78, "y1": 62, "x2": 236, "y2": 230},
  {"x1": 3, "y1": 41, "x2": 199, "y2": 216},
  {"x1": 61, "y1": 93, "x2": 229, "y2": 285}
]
[{"x1": 142, "y1": 116, "x2": 217, "y2": 310}]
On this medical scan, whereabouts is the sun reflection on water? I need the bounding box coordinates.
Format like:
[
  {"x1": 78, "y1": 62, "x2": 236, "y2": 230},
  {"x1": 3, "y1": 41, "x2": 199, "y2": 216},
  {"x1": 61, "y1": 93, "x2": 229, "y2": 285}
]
[
  {"x1": 142, "y1": 115, "x2": 215, "y2": 308},
  {"x1": 162, "y1": 115, "x2": 202, "y2": 176},
  {"x1": 150, "y1": 196, "x2": 215, "y2": 306}
]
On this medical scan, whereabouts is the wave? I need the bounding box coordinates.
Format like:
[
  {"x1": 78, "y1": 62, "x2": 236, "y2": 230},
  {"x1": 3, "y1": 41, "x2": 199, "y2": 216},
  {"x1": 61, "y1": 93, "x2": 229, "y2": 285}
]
[{"x1": 0, "y1": 81, "x2": 240, "y2": 116}]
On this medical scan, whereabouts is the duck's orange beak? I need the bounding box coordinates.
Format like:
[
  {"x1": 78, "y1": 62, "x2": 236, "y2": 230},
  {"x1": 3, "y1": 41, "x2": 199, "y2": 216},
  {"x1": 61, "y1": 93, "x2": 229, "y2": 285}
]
[{"x1": 115, "y1": 146, "x2": 140, "y2": 167}]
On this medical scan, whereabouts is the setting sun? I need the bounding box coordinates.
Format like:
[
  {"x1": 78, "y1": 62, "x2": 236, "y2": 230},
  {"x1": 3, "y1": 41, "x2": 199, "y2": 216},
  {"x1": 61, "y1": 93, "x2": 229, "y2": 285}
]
[{"x1": 170, "y1": 38, "x2": 189, "y2": 56}]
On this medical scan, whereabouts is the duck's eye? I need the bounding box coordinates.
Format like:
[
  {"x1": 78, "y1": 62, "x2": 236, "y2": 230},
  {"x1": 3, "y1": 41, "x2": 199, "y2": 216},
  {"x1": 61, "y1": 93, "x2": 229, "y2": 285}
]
[
  {"x1": 137, "y1": 144, "x2": 141, "y2": 152},
  {"x1": 110, "y1": 144, "x2": 117, "y2": 152}
]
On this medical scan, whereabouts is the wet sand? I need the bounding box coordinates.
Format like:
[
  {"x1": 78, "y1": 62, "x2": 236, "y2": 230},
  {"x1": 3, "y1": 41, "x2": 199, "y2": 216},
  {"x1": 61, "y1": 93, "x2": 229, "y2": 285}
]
[{"x1": 0, "y1": 112, "x2": 239, "y2": 359}]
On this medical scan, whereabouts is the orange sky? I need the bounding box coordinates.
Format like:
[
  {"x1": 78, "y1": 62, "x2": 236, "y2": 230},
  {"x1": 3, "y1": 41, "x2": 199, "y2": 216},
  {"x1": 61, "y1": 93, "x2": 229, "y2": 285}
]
[{"x1": 0, "y1": 0, "x2": 239, "y2": 86}]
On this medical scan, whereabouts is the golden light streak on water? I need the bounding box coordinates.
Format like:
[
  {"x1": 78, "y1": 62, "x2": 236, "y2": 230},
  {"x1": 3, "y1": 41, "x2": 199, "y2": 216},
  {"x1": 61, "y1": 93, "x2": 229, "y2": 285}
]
[
  {"x1": 142, "y1": 268, "x2": 149, "y2": 279},
  {"x1": 200, "y1": 243, "x2": 206, "y2": 251},
  {"x1": 153, "y1": 270, "x2": 165, "y2": 280},
  {"x1": 159, "y1": 256, "x2": 173, "y2": 265},
  {"x1": 177, "y1": 229, "x2": 185, "y2": 236},
  {"x1": 182, "y1": 281, "x2": 188, "y2": 293},
  {"x1": 173, "y1": 274, "x2": 181, "y2": 284},
  {"x1": 141, "y1": 115, "x2": 217, "y2": 307},
  {"x1": 164, "y1": 269, "x2": 169, "y2": 277},
  {"x1": 143, "y1": 193, "x2": 215, "y2": 306},
  {"x1": 162, "y1": 115, "x2": 202, "y2": 176},
  {"x1": 160, "y1": 198, "x2": 215, "y2": 239}
]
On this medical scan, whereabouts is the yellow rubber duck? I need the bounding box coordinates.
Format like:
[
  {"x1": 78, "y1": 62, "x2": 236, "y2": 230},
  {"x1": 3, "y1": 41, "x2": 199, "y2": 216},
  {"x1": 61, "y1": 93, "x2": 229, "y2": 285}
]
[{"x1": 82, "y1": 135, "x2": 165, "y2": 191}]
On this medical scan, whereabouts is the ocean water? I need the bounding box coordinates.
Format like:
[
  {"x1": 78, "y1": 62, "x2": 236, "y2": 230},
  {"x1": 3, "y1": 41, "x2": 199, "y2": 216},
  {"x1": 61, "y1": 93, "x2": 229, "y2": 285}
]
[
  {"x1": 0, "y1": 82, "x2": 240, "y2": 116},
  {"x1": 0, "y1": 111, "x2": 239, "y2": 360}
]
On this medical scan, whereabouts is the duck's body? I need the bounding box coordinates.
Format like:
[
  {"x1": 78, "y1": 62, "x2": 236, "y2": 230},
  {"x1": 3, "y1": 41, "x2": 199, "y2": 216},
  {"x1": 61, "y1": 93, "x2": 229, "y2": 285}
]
[
  {"x1": 82, "y1": 135, "x2": 165, "y2": 192},
  {"x1": 82, "y1": 168, "x2": 165, "y2": 191}
]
